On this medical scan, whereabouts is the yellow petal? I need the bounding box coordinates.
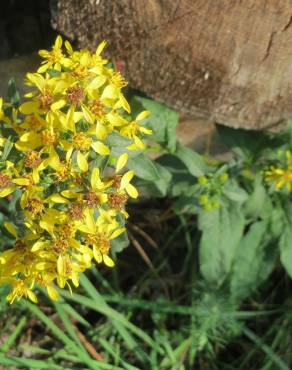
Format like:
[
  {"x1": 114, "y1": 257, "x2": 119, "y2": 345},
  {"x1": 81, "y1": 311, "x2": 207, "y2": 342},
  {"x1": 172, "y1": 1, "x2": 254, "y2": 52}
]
[
  {"x1": 107, "y1": 113, "x2": 127, "y2": 126},
  {"x1": 51, "y1": 99, "x2": 66, "y2": 111},
  {"x1": 90, "y1": 167, "x2": 100, "y2": 189},
  {"x1": 47, "y1": 285, "x2": 60, "y2": 301},
  {"x1": 12, "y1": 178, "x2": 30, "y2": 186},
  {"x1": 57, "y1": 276, "x2": 66, "y2": 289},
  {"x1": 120, "y1": 170, "x2": 134, "y2": 189},
  {"x1": 19, "y1": 131, "x2": 39, "y2": 142},
  {"x1": 61, "y1": 190, "x2": 78, "y2": 198},
  {"x1": 65, "y1": 105, "x2": 75, "y2": 131},
  {"x1": 4, "y1": 222, "x2": 18, "y2": 237},
  {"x1": 126, "y1": 183, "x2": 138, "y2": 198},
  {"x1": 93, "y1": 246, "x2": 103, "y2": 263},
  {"x1": 91, "y1": 141, "x2": 110, "y2": 155},
  {"x1": 101, "y1": 85, "x2": 119, "y2": 101},
  {"x1": 88, "y1": 75, "x2": 106, "y2": 90},
  {"x1": 32, "y1": 168, "x2": 40, "y2": 184},
  {"x1": 83, "y1": 208, "x2": 96, "y2": 234},
  {"x1": 31, "y1": 240, "x2": 47, "y2": 252},
  {"x1": 96, "y1": 122, "x2": 108, "y2": 140},
  {"x1": 119, "y1": 93, "x2": 131, "y2": 113},
  {"x1": 65, "y1": 40, "x2": 73, "y2": 54},
  {"x1": 39, "y1": 220, "x2": 54, "y2": 235},
  {"x1": 57, "y1": 255, "x2": 65, "y2": 276},
  {"x1": 0, "y1": 187, "x2": 14, "y2": 197},
  {"x1": 77, "y1": 151, "x2": 88, "y2": 172},
  {"x1": 27, "y1": 290, "x2": 38, "y2": 303},
  {"x1": 45, "y1": 194, "x2": 70, "y2": 204},
  {"x1": 55, "y1": 35, "x2": 63, "y2": 49},
  {"x1": 140, "y1": 127, "x2": 153, "y2": 135},
  {"x1": 26, "y1": 73, "x2": 45, "y2": 91},
  {"x1": 103, "y1": 254, "x2": 115, "y2": 267},
  {"x1": 116, "y1": 153, "x2": 128, "y2": 173},
  {"x1": 136, "y1": 110, "x2": 150, "y2": 121},
  {"x1": 37, "y1": 63, "x2": 50, "y2": 73},
  {"x1": 71, "y1": 272, "x2": 79, "y2": 287},
  {"x1": 80, "y1": 52, "x2": 90, "y2": 66},
  {"x1": 110, "y1": 227, "x2": 126, "y2": 240},
  {"x1": 19, "y1": 101, "x2": 39, "y2": 114},
  {"x1": 81, "y1": 104, "x2": 94, "y2": 124},
  {"x1": 96, "y1": 40, "x2": 107, "y2": 55}
]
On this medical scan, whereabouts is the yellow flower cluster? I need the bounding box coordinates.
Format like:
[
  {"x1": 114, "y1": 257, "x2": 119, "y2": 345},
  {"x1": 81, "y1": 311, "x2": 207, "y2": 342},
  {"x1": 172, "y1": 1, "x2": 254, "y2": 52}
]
[
  {"x1": 0, "y1": 36, "x2": 152, "y2": 303},
  {"x1": 264, "y1": 150, "x2": 292, "y2": 191}
]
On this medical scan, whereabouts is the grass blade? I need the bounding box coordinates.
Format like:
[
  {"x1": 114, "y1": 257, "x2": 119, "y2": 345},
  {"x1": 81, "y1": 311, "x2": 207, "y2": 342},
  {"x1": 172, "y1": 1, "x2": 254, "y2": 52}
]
[{"x1": 243, "y1": 327, "x2": 289, "y2": 370}]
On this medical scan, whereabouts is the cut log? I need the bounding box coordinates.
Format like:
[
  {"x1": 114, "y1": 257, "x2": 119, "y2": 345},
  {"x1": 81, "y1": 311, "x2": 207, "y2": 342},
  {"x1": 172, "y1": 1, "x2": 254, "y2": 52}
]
[{"x1": 53, "y1": 0, "x2": 292, "y2": 130}]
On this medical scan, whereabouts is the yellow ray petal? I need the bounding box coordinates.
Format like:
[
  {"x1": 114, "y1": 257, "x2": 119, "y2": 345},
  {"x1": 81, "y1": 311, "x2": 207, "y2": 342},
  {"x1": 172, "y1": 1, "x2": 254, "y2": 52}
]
[
  {"x1": 116, "y1": 153, "x2": 128, "y2": 173},
  {"x1": 77, "y1": 151, "x2": 88, "y2": 172}
]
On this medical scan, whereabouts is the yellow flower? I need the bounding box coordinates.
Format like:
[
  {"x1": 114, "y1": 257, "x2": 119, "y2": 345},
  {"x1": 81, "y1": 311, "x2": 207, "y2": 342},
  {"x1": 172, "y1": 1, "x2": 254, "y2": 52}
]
[
  {"x1": 6, "y1": 279, "x2": 38, "y2": 304},
  {"x1": 20, "y1": 73, "x2": 67, "y2": 115},
  {"x1": 38, "y1": 35, "x2": 72, "y2": 73},
  {"x1": 264, "y1": 150, "x2": 292, "y2": 191},
  {"x1": 0, "y1": 34, "x2": 149, "y2": 303},
  {"x1": 78, "y1": 208, "x2": 124, "y2": 267},
  {"x1": 120, "y1": 111, "x2": 152, "y2": 150}
]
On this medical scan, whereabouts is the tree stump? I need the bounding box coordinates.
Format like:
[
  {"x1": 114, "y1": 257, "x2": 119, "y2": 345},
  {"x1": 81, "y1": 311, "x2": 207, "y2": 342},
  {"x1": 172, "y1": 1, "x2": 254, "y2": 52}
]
[{"x1": 53, "y1": 0, "x2": 292, "y2": 130}]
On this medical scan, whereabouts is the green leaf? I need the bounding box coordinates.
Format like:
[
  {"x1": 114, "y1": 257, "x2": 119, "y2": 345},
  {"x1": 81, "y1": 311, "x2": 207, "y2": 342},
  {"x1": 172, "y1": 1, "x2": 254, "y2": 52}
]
[
  {"x1": 7, "y1": 78, "x2": 20, "y2": 107},
  {"x1": 0, "y1": 317, "x2": 26, "y2": 353},
  {"x1": 217, "y1": 125, "x2": 268, "y2": 159},
  {"x1": 173, "y1": 196, "x2": 198, "y2": 215},
  {"x1": 111, "y1": 231, "x2": 130, "y2": 253},
  {"x1": 243, "y1": 327, "x2": 290, "y2": 370},
  {"x1": 199, "y1": 203, "x2": 245, "y2": 286},
  {"x1": 47, "y1": 69, "x2": 62, "y2": 78},
  {"x1": 174, "y1": 144, "x2": 208, "y2": 177},
  {"x1": 1, "y1": 138, "x2": 13, "y2": 161},
  {"x1": 280, "y1": 225, "x2": 292, "y2": 278},
  {"x1": 243, "y1": 176, "x2": 266, "y2": 219},
  {"x1": 132, "y1": 96, "x2": 179, "y2": 152},
  {"x1": 107, "y1": 132, "x2": 141, "y2": 158},
  {"x1": 223, "y1": 182, "x2": 248, "y2": 203},
  {"x1": 230, "y1": 221, "x2": 272, "y2": 301},
  {"x1": 127, "y1": 153, "x2": 160, "y2": 181},
  {"x1": 75, "y1": 274, "x2": 161, "y2": 362},
  {"x1": 21, "y1": 301, "x2": 98, "y2": 370}
]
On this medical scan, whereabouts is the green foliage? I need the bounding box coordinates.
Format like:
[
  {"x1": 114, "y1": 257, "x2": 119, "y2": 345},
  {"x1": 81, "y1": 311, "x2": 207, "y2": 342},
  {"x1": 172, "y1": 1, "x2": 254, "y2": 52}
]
[
  {"x1": 1, "y1": 89, "x2": 292, "y2": 369},
  {"x1": 135, "y1": 103, "x2": 292, "y2": 302}
]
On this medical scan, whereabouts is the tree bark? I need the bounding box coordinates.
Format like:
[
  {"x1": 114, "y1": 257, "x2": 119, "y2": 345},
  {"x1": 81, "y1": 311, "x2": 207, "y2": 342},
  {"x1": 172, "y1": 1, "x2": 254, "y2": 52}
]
[{"x1": 53, "y1": 0, "x2": 292, "y2": 130}]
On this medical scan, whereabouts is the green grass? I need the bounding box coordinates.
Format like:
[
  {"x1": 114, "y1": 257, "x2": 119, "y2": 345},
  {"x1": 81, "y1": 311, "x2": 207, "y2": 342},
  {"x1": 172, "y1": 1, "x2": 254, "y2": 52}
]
[{"x1": 0, "y1": 200, "x2": 291, "y2": 369}]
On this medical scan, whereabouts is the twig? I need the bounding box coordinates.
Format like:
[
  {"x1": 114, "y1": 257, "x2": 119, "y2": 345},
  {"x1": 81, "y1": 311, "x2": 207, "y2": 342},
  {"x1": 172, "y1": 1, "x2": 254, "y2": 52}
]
[
  {"x1": 128, "y1": 232, "x2": 169, "y2": 298},
  {"x1": 128, "y1": 222, "x2": 158, "y2": 250},
  {"x1": 76, "y1": 329, "x2": 104, "y2": 362}
]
